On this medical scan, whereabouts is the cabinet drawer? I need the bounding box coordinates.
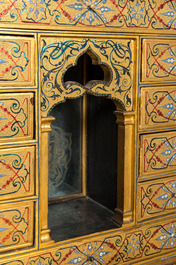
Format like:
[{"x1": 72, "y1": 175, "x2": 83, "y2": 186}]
[
  {"x1": 0, "y1": 93, "x2": 34, "y2": 142},
  {"x1": 139, "y1": 86, "x2": 176, "y2": 130},
  {"x1": 141, "y1": 38, "x2": 176, "y2": 83},
  {"x1": 137, "y1": 176, "x2": 176, "y2": 222},
  {"x1": 0, "y1": 36, "x2": 35, "y2": 87},
  {"x1": 0, "y1": 146, "x2": 35, "y2": 200},
  {"x1": 139, "y1": 131, "x2": 176, "y2": 179},
  {"x1": 0, "y1": 201, "x2": 34, "y2": 252}
]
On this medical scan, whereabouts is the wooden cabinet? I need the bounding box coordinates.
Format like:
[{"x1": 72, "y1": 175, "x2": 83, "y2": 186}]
[{"x1": 0, "y1": 1, "x2": 176, "y2": 264}]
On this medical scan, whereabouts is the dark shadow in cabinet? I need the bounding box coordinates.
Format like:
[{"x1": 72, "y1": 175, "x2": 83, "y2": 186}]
[{"x1": 48, "y1": 53, "x2": 119, "y2": 242}]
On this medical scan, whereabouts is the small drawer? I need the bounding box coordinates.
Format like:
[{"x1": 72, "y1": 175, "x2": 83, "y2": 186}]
[
  {"x1": 0, "y1": 92, "x2": 34, "y2": 142},
  {"x1": 0, "y1": 146, "x2": 35, "y2": 200},
  {"x1": 141, "y1": 38, "x2": 176, "y2": 83},
  {"x1": 139, "y1": 86, "x2": 176, "y2": 130},
  {"x1": 137, "y1": 176, "x2": 176, "y2": 222},
  {"x1": 0, "y1": 35, "x2": 35, "y2": 87},
  {"x1": 139, "y1": 131, "x2": 176, "y2": 179},
  {"x1": 0, "y1": 200, "x2": 34, "y2": 252}
]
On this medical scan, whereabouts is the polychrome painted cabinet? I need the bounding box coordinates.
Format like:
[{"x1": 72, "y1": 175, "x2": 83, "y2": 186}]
[{"x1": 0, "y1": 1, "x2": 176, "y2": 265}]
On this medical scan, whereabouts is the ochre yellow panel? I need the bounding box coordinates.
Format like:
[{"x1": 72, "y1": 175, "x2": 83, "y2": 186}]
[
  {"x1": 0, "y1": 200, "x2": 34, "y2": 252},
  {"x1": 0, "y1": 146, "x2": 35, "y2": 201},
  {"x1": 0, "y1": 36, "x2": 35, "y2": 87},
  {"x1": 0, "y1": 92, "x2": 34, "y2": 142},
  {"x1": 141, "y1": 38, "x2": 176, "y2": 83},
  {"x1": 140, "y1": 131, "x2": 176, "y2": 179},
  {"x1": 137, "y1": 175, "x2": 176, "y2": 221},
  {"x1": 40, "y1": 35, "x2": 134, "y2": 115},
  {"x1": 139, "y1": 86, "x2": 176, "y2": 130}
]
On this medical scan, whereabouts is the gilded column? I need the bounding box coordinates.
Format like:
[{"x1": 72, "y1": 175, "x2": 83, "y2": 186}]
[
  {"x1": 113, "y1": 111, "x2": 135, "y2": 226},
  {"x1": 40, "y1": 116, "x2": 55, "y2": 245}
]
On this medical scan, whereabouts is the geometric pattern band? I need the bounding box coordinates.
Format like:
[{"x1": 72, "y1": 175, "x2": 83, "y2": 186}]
[
  {"x1": 2, "y1": 218, "x2": 176, "y2": 264},
  {"x1": 0, "y1": 0, "x2": 176, "y2": 32}
]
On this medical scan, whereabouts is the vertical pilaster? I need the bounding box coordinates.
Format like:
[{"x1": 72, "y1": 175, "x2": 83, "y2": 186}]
[
  {"x1": 40, "y1": 116, "x2": 55, "y2": 244},
  {"x1": 113, "y1": 111, "x2": 135, "y2": 226}
]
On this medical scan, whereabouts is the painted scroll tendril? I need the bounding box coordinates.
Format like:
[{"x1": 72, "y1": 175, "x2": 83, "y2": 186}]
[{"x1": 40, "y1": 38, "x2": 133, "y2": 114}]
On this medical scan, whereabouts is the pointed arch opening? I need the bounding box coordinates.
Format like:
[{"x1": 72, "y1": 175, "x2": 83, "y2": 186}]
[{"x1": 40, "y1": 49, "x2": 135, "y2": 244}]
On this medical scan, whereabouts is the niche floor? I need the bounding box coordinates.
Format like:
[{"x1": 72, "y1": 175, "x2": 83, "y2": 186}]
[{"x1": 48, "y1": 197, "x2": 120, "y2": 242}]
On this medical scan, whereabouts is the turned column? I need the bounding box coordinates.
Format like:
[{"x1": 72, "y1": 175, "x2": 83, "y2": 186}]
[
  {"x1": 40, "y1": 116, "x2": 55, "y2": 244},
  {"x1": 113, "y1": 111, "x2": 135, "y2": 226}
]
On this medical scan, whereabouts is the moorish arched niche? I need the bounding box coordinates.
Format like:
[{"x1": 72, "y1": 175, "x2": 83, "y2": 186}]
[
  {"x1": 39, "y1": 35, "x2": 136, "y2": 244},
  {"x1": 40, "y1": 36, "x2": 134, "y2": 116}
]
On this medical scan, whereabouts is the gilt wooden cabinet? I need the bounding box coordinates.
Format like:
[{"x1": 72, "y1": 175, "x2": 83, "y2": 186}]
[{"x1": 0, "y1": 1, "x2": 176, "y2": 264}]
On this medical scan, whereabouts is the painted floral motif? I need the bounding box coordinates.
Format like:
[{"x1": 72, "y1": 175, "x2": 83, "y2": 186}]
[
  {"x1": 140, "y1": 179, "x2": 176, "y2": 220},
  {"x1": 156, "y1": 223, "x2": 176, "y2": 249},
  {"x1": 0, "y1": 147, "x2": 34, "y2": 199},
  {"x1": 123, "y1": 234, "x2": 143, "y2": 259},
  {"x1": 161, "y1": 1, "x2": 176, "y2": 28},
  {"x1": 21, "y1": 0, "x2": 61, "y2": 23},
  {"x1": 0, "y1": 0, "x2": 176, "y2": 30},
  {"x1": 0, "y1": 95, "x2": 33, "y2": 140},
  {"x1": 144, "y1": 89, "x2": 176, "y2": 127},
  {"x1": 0, "y1": 204, "x2": 32, "y2": 251},
  {"x1": 65, "y1": 0, "x2": 115, "y2": 26},
  {"x1": 142, "y1": 39, "x2": 176, "y2": 82},
  {"x1": 40, "y1": 37, "x2": 133, "y2": 115},
  {"x1": 142, "y1": 132, "x2": 176, "y2": 175},
  {"x1": 128, "y1": 0, "x2": 148, "y2": 26},
  {"x1": 0, "y1": 39, "x2": 31, "y2": 84}
]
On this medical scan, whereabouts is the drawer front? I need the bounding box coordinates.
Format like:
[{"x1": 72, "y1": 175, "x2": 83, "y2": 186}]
[
  {"x1": 0, "y1": 36, "x2": 35, "y2": 87},
  {"x1": 0, "y1": 146, "x2": 35, "y2": 200},
  {"x1": 137, "y1": 176, "x2": 176, "y2": 221},
  {"x1": 139, "y1": 86, "x2": 176, "y2": 130},
  {"x1": 0, "y1": 201, "x2": 34, "y2": 252},
  {"x1": 139, "y1": 131, "x2": 176, "y2": 179},
  {"x1": 0, "y1": 93, "x2": 34, "y2": 142},
  {"x1": 141, "y1": 38, "x2": 176, "y2": 83}
]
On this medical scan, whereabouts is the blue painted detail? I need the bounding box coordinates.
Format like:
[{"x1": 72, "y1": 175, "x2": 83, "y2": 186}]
[
  {"x1": 163, "y1": 57, "x2": 176, "y2": 64},
  {"x1": 0, "y1": 227, "x2": 8, "y2": 232},
  {"x1": 156, "y1": 223, "x2": 176, "y2": 248},
  {"x1": 67, "y1": 0, "x2": 114, "y2": 26},
  {"x1": 0, "y1": 174, "x2": 7, "y2": 178},
  {"x1": 156, "y1": 181, "x2": 176, "y2": 209},
  {"x1": 0, "y1": 59, "x2": 7, "y2": 64},
  {"x1": 130, "y1": 0, "x2": 145, "y2": 24},
  {"x1": 68, "y1": 257, "x2": 82, "y2": 264},
  {"x1": 162, "y1": 11, "x2": 176, "y2": 18}
]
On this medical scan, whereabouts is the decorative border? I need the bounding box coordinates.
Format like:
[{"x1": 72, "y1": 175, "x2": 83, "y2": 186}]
[
  {"x1": 2, "y1": 219, "x2": 176, "y2": 264},
  {"x1": 0, "y1": 0, "x2": 175, "y2": 32}
]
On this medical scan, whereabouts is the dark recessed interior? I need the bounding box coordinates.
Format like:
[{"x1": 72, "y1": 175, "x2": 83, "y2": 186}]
[
  {"x1": 64, "y1": 52, "x2": 110, "y2": 87},
  {"x1": 48, "y1": 52, "x2": 118, "y2": 242}
]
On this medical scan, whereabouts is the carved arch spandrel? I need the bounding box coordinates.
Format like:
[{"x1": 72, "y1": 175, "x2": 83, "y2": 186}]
[{"x1": 40, "y1": 36, "x2": 134, "y2": 117}]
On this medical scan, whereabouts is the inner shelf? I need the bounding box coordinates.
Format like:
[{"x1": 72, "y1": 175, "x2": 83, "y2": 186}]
[{"x1": 48, "y1": 196, "x2": 120, "y2": 242}]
